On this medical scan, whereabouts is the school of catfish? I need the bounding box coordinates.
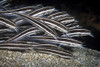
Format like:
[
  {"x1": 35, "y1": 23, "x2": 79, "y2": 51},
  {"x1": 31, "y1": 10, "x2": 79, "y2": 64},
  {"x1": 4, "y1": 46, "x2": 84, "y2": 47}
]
[{"x1": 0, "y1": 0, "x2": 92, "y2": 59}]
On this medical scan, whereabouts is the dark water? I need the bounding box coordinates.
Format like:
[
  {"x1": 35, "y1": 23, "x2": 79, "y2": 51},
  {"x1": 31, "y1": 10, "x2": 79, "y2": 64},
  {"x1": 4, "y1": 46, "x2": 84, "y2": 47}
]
[{"x1": 5, "y1": 0, "x2": 100, "y2": 51}]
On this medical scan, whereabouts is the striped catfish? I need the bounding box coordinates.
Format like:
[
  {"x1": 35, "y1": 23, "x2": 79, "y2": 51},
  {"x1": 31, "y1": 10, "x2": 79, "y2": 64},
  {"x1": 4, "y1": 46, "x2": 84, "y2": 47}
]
[
  {"x1": 44, "y1": 10, "x2": 58, "y2": 17},
  {"x1": 47, "y1": 11, "x2": 75, "y2": 25},
  {"x1": 11, "y1": 6, "x2": 57, "y2": 26},
  {"x1": 0, "y1": 0, "x2": 9, "y2": 5},
  {"x1": 0, "y1": 13, "x2": 18, "y2": 20},
  {"x1": 47, "y1": 11, "x2": 68, "y2": 19},
  {"x1": 57, "y1": 16, "x2": 75, "y2": 24},
  {"x1": 12, "y1": 6, "x2": 57, "y2": 26},
  {"x1": 0, "y1": 37, "x2": 9, "y2": 40},
  {"x1": 0, "y1": 5, "x2": 43, "y2": 13},
  {"x1": 0, "y1": 25, "x2": 31, "y2": 33},
  {"x1": 6, "y1": 27, "x2": 43, "y2": 42},
  {"x1": 32, "y1": 17, "x2": 69, "y2": 33},
  {"x1": 0, "y1": 42, "x2": 34, "y2": 50},
  {"x1": 0, "y1": 0, "x2": 7, "y2": 10},
  {"x1": 0, "y1": 17, "x2": 18, "y2": 32},
  {"x1": 47, "y1": 11, "x2": 78, "y2": 29},
  {"x1": 28, "y1": 6, "x2": 57, "y2": 17},
  {"x1": 13, "y1": 18, "x2": 29, "y2": 25},
  {"x1": 0, "y1": 5, "x2": 43, "y2": 21},
  {"x1": 0, "y1": 0, "x2": 9, "y2": 7},
  {"x1": 0, "y1": 28, "x2": 16, "y2": 33},
  {"x1": 26, "y1": 36, "x2": 83, "y2": 48},
  {"x1": 34, "y1": 48, "x2": 72, "y2": 59},
  {"x1": 0, "y1": 42, "x2": 72, "y2": 58},
  {"x1": 65, "y1": 22, "x2": 81, "y2": 29},
  {"x1": 62, "y1": 28, "x2": 92, "y2": 37},
  {"x1": 13, "y1": 13, "x2": 58, "y2": 39}
]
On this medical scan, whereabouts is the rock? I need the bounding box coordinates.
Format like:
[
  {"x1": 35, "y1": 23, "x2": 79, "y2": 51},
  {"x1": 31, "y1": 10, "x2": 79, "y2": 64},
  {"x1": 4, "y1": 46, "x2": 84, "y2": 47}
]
[{"x1": 0, "y1": 47, "x2": 100, "y2": 67}]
